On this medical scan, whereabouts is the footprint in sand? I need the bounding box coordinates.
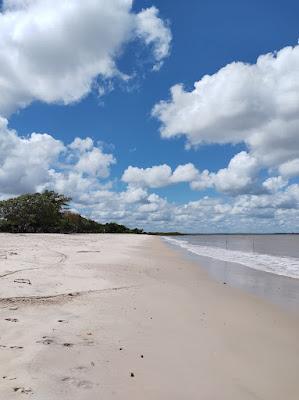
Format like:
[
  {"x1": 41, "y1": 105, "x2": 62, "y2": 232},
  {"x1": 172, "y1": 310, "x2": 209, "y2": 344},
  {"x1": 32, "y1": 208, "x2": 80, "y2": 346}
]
[
  {"x1": 82, "y1": 338, "x2": 94, "y2": 346},
  {"x1": 63, "y1": 343, "x2": 74, "y2": 348},
  {"x1": 13, "y1": 387, "x2": 33, "y2": 394},
  {"x1": 73, "y1": 366, "x2": 88, "y2": 372},
  {"x1": 36, "y1": 337, "x2": 74, "y2": 348},
  {"x1": 36, "y1": 337, "x2": 55, "y2": 345},
  {"x1": 5, "y1": 318, "x2": 18, "y2": 323},
  {"x1": 2, "y1": 376, "x2": 16, "y2": 381},
  {"x1": 61, "y1": 377, "x2": 93, "y2": 389},
  {"x1": 72, "y1": 362, "x2": 95, "y2": 373}
]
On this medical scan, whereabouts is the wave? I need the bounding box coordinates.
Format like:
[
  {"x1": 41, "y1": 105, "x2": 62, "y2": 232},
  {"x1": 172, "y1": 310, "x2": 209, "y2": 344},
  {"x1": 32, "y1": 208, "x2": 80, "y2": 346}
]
[{"x1": 163, "y1": 237, "x2": 299, "y2": 279}]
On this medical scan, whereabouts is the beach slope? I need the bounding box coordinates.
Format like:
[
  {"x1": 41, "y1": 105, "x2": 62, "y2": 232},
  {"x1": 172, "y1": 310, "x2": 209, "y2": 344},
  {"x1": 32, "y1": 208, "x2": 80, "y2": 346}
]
[{"x1": 0, "y1": 233, "x2": 298, "y2": 399}]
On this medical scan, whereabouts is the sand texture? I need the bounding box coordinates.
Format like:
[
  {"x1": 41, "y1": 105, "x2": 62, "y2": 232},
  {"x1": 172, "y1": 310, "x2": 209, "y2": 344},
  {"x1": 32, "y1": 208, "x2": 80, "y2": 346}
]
[{"x1": 0, "y1": 233, "x2": 299, "y2": 399}]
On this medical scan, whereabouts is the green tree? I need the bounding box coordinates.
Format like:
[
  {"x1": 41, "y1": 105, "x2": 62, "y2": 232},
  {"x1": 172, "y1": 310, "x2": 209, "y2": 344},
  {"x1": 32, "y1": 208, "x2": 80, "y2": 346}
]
[{"x1": 0, "y1": 191, "x2": 70, "y2": 232}]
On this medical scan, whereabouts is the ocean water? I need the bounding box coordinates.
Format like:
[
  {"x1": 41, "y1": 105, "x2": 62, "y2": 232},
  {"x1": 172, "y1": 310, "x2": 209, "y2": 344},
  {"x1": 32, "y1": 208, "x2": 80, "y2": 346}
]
[
  {"x1": 164, "y1": 234, "x2": 299, "y2": 313},
  {"x1": 164, "y1": 235, "x2": 299, "y2": 279}
]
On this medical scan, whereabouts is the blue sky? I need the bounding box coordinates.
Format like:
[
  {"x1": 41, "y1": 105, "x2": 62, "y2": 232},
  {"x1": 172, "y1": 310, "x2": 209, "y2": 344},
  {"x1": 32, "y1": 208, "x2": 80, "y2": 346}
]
[{"x1": 1, "y1": 0, "x2": 299, "y2": 232}]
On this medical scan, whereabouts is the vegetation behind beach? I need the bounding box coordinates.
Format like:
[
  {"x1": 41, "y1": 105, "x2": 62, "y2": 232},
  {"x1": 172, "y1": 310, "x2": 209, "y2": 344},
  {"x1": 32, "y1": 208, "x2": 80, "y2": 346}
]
[{"x1": 0, "y1": 191, "x2": 143, "y2": 234}]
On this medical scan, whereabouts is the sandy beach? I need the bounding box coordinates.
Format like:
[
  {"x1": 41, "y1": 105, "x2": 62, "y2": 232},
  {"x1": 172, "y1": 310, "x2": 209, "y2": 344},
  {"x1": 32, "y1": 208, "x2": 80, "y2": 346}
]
[{"x1": 0, "y1": 233, "x2": 299, "y2": 399}]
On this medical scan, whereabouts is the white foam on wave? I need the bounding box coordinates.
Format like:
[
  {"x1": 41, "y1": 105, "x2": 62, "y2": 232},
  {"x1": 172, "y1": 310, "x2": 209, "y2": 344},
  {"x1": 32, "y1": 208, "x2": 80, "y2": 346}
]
[{"x1": 164, "y1": 237, "x2": 299, "y2": 279}]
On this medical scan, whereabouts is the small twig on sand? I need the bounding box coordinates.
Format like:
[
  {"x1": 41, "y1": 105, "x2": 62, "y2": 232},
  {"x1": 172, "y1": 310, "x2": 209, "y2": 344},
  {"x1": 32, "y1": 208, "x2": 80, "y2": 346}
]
[{"x1": 14, "y1": 279, "x2": 32, "y2": 285}]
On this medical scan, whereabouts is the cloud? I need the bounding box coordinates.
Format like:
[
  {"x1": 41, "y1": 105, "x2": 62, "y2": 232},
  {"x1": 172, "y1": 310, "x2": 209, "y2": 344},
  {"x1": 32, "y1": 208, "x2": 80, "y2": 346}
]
[
  {"x1": 0, "y1": 117, "x2": 64, "y2": 195},
  {"x1": 122, "y1": 162, "x2": 202, "y2": 188},
  {"x1": 1, "y1": 118, "x2": 299, "y2": 232},
  {"x1": 191, "y1": 152, "x2": 261, "y2": 195},
  {"x1": 172, "y1": 186, "x2": 299, "y2": 233},
  {"x1": 73, "y1": 148, "x2": 115, "y2": 178},
  {"x1": 231, "y1": 185, "x2": 299, "y2": 218},
  {"x1": 279, "y1": 158, "x2": 299, "y2": 178},
  {"x1": 135, "y1": 6, "x2": 172, "y2": 71},
  {"x1": 189, "y1": 170, "x2": 213, "y2": 191},
  {"x1": 122, "y1": 164, "x2": 173, "y2": 188},
  {"x1": 171, "y1": 163, "x2": 198, "y2": 183},
  {"x1": 122, "y1": 153, "x2": 262, "y2": 196},
  {"x1": 0, "y1": 0, "x2": 171, "y2": 115},
  {"x1": 121, "y1": 186, "x2": 148, "y2": 204},
  {"x1": 0, "y1": 117, "x2": 115, "y2": 198},
  {"x1": 153, "y1": 44, "x2": 299, "y2": 175},
  {"x1": 211, "y1": 151, "x2": 260, "y2": 195},
  {"x1": 262, "y1": 176, "x2": 288, "y2": 193}
]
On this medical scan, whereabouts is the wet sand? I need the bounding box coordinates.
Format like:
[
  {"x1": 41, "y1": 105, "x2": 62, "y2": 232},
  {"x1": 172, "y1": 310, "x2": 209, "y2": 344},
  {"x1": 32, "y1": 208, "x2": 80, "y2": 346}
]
[
  {"x1": 0, "y1": 233, "x2": 299, "y2": 399},
  {"x1": 172, "y1": 245, "x2": 299, "y2": 315}
]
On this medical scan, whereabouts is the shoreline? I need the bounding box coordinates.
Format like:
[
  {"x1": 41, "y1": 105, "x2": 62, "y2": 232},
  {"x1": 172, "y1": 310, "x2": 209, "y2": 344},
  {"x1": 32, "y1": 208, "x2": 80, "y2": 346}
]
[
  {"x1": 163, "y1": 237, "x2": 299, "y2": 315},
  {"x1": 0, "y1": 233, "x2": 299, "y2": 399}
]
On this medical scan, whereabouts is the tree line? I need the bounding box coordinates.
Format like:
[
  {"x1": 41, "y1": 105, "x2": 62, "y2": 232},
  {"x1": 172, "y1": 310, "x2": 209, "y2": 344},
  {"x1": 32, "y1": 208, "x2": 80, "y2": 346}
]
[{"x1": 0, "y1": 191, "x2": 143, "y2": 234}]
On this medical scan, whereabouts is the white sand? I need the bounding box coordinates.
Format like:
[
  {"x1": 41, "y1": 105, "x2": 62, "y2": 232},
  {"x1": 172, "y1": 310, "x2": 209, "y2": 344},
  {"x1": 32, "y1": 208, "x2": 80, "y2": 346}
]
[{"x1": 0, "y1": 233, "x2": 299, "y2": 399}]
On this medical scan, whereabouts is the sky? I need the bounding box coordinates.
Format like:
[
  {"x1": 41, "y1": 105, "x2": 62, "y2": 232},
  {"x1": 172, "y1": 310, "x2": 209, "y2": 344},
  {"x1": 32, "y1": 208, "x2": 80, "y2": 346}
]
[{"x1": 0, "y1": 0, "x2": 299, "y2": 233}]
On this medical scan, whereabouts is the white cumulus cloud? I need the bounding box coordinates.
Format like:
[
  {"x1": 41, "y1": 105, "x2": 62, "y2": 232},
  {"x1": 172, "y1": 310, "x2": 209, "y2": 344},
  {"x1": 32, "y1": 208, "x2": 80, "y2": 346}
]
[
  {"x1": 212, "y1": 151, "x2": 260, "y2": 195},
  {"x1": 135, "y1": 6, "x2": 171, "y2": 71},
  {"x1": 0, "y1": 118, "x2": 116, "y2": 198},
  {"x1": 171, "y1": 163, "x2": 199, "y2": 183},
  {"x1": 0, "y1": 0, "x2": 172, "y2": 115},
  {"x1": 122, "y1": 164, "x2": 172, "y2": 188},
  {"x1": 0, "y1": 117, "x2": 64, "y2": 195},
  {"x1": 153, "y1": 44, "x2": 299, "y2": 176},
  {"x1": 123, "y1": 153, "x2": 262, "y2": 196},
  {"x1": 122, "y1": 163, "x2": 202, "y2": 188}
]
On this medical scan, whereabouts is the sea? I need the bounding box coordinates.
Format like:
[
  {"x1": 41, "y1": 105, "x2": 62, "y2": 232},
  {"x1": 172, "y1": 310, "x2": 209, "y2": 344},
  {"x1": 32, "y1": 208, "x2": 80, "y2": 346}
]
[{"x1": 164, "y1": 234, "x2": 299, "y2": 312}]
